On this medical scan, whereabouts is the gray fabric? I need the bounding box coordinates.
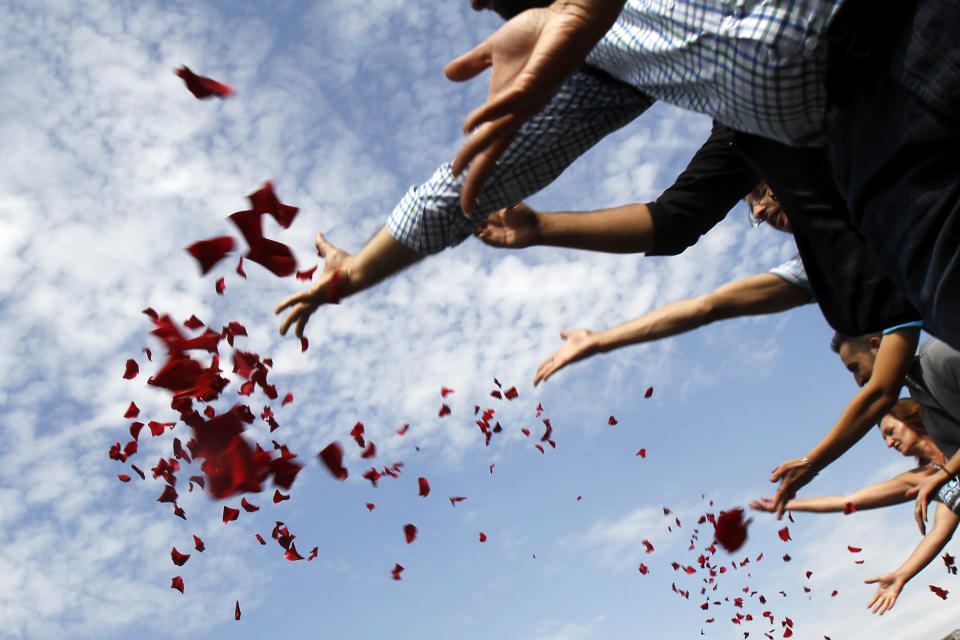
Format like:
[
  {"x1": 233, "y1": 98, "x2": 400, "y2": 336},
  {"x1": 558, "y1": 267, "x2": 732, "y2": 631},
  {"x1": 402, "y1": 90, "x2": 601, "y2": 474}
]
[{"x1": 906, "y1": 338, "x2": 960, "y2": 459}]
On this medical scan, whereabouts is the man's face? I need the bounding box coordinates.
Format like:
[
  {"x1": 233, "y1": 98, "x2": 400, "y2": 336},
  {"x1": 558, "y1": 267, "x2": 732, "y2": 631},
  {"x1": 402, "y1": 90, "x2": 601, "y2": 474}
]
[
  {"x1": 838, "y1": 342, "x2": 878, "y2": 387},
  {"x1": 746, "y1": 184, "x2": 791, "y2": 233}
]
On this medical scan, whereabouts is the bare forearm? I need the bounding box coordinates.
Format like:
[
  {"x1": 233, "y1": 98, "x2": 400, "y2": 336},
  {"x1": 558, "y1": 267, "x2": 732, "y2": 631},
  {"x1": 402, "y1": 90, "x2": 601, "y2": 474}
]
[
  {"x1": 891, "y1": 506, "x2": 958, "y2": 585},
  {"x1": 534, "y1": 205, "x2": 655, "y2": 253},
  {"x1": 349, "y1": 227, "x2": 424, "y2": 295}
]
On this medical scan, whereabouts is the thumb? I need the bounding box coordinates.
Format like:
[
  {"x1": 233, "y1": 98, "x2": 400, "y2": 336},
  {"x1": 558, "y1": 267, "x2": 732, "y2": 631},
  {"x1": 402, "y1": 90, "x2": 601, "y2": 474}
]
[{"x1": 444, "y1": 39, "x2": 492, "y2": 82}]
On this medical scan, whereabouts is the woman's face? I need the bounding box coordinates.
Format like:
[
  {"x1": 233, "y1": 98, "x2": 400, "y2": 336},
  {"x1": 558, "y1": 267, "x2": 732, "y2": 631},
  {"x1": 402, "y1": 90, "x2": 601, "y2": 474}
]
[{"x1": 879, "y1": 414, "x2": 922, "y2": 457}]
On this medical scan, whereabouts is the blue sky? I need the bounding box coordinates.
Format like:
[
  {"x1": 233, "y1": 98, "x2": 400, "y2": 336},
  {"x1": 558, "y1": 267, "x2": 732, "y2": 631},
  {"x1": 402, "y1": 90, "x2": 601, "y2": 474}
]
[{"x1": 1, "y1": 1, "x2": 957, "y2": 638}]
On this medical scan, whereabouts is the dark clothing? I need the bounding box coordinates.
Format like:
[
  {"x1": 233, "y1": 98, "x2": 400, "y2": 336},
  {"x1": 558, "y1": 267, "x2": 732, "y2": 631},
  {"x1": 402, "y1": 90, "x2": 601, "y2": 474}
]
[
  {"x1": 906, "y1": 338, "x2": 960, "y2": 460},
  {"x1": 646, "y1": 122, "x2": 921, "y2": 336},
  {"x1": 827, "y1": 0, "x2": 960, "y2": 351}
]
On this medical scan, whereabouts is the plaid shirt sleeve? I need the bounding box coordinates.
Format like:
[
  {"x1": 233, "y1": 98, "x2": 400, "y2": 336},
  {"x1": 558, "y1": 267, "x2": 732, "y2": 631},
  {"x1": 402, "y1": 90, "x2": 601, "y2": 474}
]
[{"x1": 386, "y1": 68, "x2": 654, "y2": 254}]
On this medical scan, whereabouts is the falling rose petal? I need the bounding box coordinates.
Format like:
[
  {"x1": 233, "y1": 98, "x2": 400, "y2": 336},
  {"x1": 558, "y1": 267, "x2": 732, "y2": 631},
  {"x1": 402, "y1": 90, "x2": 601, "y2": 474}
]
[
  {"x1": 171, "y1": 576, "x2": 184, "y2": 593},
  {"x1": 577, "y1": 495, "x2": 582, "y2": 501},
  {"x1": 639, "y1": 564, "x2": 649, "y2": 574},
  {"x1": 391, "y1": 563, "x2": 404, "y2": 581},
  {"x1": 247, "y1": 181, "x2": 299, "y2": 229},
  {"x1": 844, "y1": 502, "x2": 856, "y2": 515},
  {"x1": 418, "y1": 477, "x2": 430, "y2": 497},
  {"x1": 714, "y1": 508, "x2": 751, "y2": 553},
  {"x1": 284, "y1": 542, "x2": 304, "y2": 561},
  {"x1": 318, "y1": 442, "x2": 348, "y2": 480},
  {"x1": 642, "y1": 540, "x2": 655, "y2": 553},
  {"x1": 535, "y1": 444, "x2": 544, "y2": 454},
  {"x1": 449, "y1": 496, "x2": 467, "y2": 507},
  {"x1": 504, "y1": 386, "x2": 518, "y2": 399},
  {"x1": 184, "y1": 314, "x2": 204, "y2": 330},
  {"x1": 241, "y1": 497, "x2": 260, "y2": 512},
  {"x1": 365, "y1": 503, "x2": 375, "y2": 512},
  {"x1": 216, "y1": 278, "x2": 225, "y2": 295},
  {"x1": 397, "y1": 423, "x2": 410, "y2": 436},
  {"x1": 236, "y1": 256, "x2": 247, "y2": 278},
  {"x1": 438, "y1": 404, "x2": 451, "y2": 417},
  {"x1": 157, "y1": 485, "x2": 178, "y2": 504},
  {"x1": 142, "y1": 307, "x2": 159, "y2": 321},
  {"x1": 299, "y1": 336, "x2": 309, "y2": 353},
  {"x1": 174, "y1": 65, "x2": 234, "y2": 99},
  {"x1": 235, "y1": 601, "x2": 241, "y2": 620},
  {"x1": 255, "y1": 533, "x2": 266, "y2": 545},
  {"x1": 361, "y1": 442, "x2": 376, "y2": 459},
  {"x1": 193, "y1": 535, "x2": 205, "y2": 552},
  {"x1": 223, "y1": 506, "x2": 240, "y2": 523},
  {"x1": 404, "y1": 524, "x2": 417, "y2": 544},
  {"x1": 805, "y1": 570, "x2": 813, "y2": 579},
  {"x1": 273, "y1": 490, "x2": 290, "y2": 503},
  {"x1": 363, "y1": 468, "x2": 381, "y2": 487},
  {"x1": 171, "y1": 547, "x2": 190, "y2": 566},
  {"x1": 608, "y1": 416, "x2": 617, "y2": 425},
  {"x1": 441, "y1": 387, "x2": 455, "y2": 397},
  {"x1": 124, "y1": 402, "x2": 140, "y2": 419},
  {"x1": 831, "y1": 590, "x2": 838, "y2": 597},
  {"x1": 847, "y1": 545, "x2": 862, "y2": 553},
  {"x1": 478, "y1": 532, "x2": 487, "y2": 542},
  {"x1": 636, "y1": 449, "x2": 647, "y2": 458},
  {"x1": 784, "y1": 628, "x2": 793, "y2": 638},
  {"x1": 854, "y1": 560, "x2": 864, "y2": 564},
  {"x1": 117, "y1": 474, "x2": 131, "y2": 482},
  {"x1": 521, "y1": 428, "x2": 530, "y2": 436},
  {"x1": 296, "y1": 265, "x2": 317, "y2": 281},
  {"x1": 777, "y1": 527, "x2": 791, "y2": 542},
  {"x1": 124, "y1": 441, "x2": 138, "y2": 457},
  {"x1": 943, "y1": 553, "x2": 956, "y2": 572},
  {"x1": 143, "y1": 347, "x2": 152, "y2": 361},
  {"x1": 130, "y1": 464, "x2": 145, "y2": 480},
  {"x1": 282, "y1": 392, "x2": 294, "y2": 406},
  {"x1": 185, "y1": 236, "x2": 235, "y2": 275},
  {"x1": 123, "y1": 359, "x2": 139, "y2": 379},
  {"x1": 489, "y1": 463, "x2": 495, "y2": 474},
  {"x1": 307, "y1": 546, "x2": 318, "y2": 561},
  {"x1": 644, "y1": 386, "x2": 653, "y2": 398}
]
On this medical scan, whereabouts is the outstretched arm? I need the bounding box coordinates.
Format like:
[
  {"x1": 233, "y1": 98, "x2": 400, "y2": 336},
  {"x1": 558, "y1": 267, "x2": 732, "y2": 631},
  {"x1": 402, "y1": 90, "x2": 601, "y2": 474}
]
[
  {"x1": 275, "y1": 228, "x2": 422, "y2": 338},
  {"x1": 750, "y1": 466, "x2": 933, "y2": 514},
  {"x1": 533, "y1": 272, "x2": 808, "y2": 384},
  {"x1": 865, "y1": 503, "x2": 959, "y2": 615},
  {"x1": 770, "y1": 327, "x2": 921, "y2": 517}
]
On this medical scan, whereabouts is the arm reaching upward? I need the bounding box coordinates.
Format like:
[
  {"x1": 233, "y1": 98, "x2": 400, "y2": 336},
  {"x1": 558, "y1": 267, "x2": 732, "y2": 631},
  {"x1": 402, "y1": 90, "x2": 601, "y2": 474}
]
[
  {"x1": 865, "y1": 502, "x2": 960, "y2": 614},
  {"x1": 533, "y1": 271, "x2": 809, "y2": 384}
]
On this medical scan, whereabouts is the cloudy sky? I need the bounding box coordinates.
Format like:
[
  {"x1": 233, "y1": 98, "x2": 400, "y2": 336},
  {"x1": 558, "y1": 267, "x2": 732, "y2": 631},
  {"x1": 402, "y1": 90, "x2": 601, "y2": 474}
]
[{"x1": 1, "y1": 1, "x2": 957, "y2": 638}]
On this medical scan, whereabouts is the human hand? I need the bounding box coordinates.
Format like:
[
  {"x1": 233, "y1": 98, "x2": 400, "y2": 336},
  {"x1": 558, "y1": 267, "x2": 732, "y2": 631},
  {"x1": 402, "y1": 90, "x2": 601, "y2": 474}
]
[
  {"x1": 476, "y1": 203, "x2": 540, "y2": 248},
  {"x1": 748, "y1": 497, "x2": 777, "y2": 513},
  {"x1": 770, "y1": 458, "x2": 818, "y2": 518},
  {"x1": 534, "y1": 328, "x2": 596, "y2": 385},
  {"x1": 864, "y1": 572, "x2": 905, "y2": 615},
  {"x1": 906, "y1": 468, "x2": 948, "y2": 535},
  {"x1": 275, "y1": 232, "x2": 352, "y2": 338},
  {"x1": 446, "y1": 2, "x2": 619, "y2": 214}
]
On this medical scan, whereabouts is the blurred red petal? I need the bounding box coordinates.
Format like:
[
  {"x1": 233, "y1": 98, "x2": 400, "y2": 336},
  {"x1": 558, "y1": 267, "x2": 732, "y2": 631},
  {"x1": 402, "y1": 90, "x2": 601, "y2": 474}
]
[
  {"x1": 636, "y1": 449, "x2": 646, "y2": 457},
  {"x1": 131, "y1": 464, "x2": 145, "y2": 480},
  {"x1": 391, "y1": 563, "x2": 404, "y2": 580},
  {"x1": 255, "y1": 533, "x2": 266, "y2": 545},
  {"x1": 438, "y1": 404, "x2": 451, "y2": 417},
  {"x1": 247, "y1": 181, "x2": 299, "y2": 229},
  {"x1": 223, "y1": 506, "x2": 240, "y2": 523},
  {"x1": 504, "y1": 386, "x2": 518, "y2": 399},
  {"x1": 404, "y1": 524, "x2": 417, "y2": 543},
  {"x1": 642, "y1": 540, "x2": 654, "y2": 553},
  {"x1": 171, "y1": 576, "x2": 184, "y2": 593},
  {"x1": 535, "y1": 444, "x2": 544, "y2": 453},
  {"x1": 241, "y1": 497, "x2": 259, "y2": 512},
  {"x1": 365, "y1": 503, "x2": 375, "y2": 511},
  {"x1": 318, "y1": 442, "x2": 348, "y2": 480},
  {"x1": 397, "y1": 423, "x2": 410, "y2": 435},
  {"x1": 157, "y1": 485, "x2": 178, "y2": 504},
  {"x1": 216, "y1": 278, "x2": 225, "y2": 295},
  {"x1": 142, "y1": 307, "x2": 159, "y2": 321},
  {"x1": 307, "y1": 546, "x2": 318, "y2": 561},
  {"x1": 778, "y1": 527, "x2": 791, "y2": 542},
  {"x1": 193, "y1": 535, "x2": 205, "y2": 552},
  {"x1": 171, "y1": 547, "x2": 190, "y2": 566},
  {"x1": 284, "y1": 542, "x2": 304, "y2": 561},
  {"x1": 418, "y1": 477, "x2": 430, "y2": 497},
  {"x1": 441, "y1": 387, "x2": 455, "y2": 397},
  {"x1": 186, "y1": 236, "x2": 235, "y2": 275},
  {"x1": 608, "y1": 416, "x2": 617, "y2": 425},
  {"x1": 296, "y1": 265, "x2": 317, "y2": 281},
  {"x1": 361, "y1": 442, "x2": 376, "y2": 459},
  {"x1": 930, "y1": 585, "x2": 949, "y2": 599},
  {"x1": 449, "y1": 496, "x2": 467, "y2": 507},
  {"x1": 639, "y1": 564, "x2": 648, "y2": 574},
  {"x1": 479, "y1": 532, "x2": 487, "y2": 542},
  {"x1": 124, "y1": 402, "x2": 140, "y2": 419},
  {"x1": 117, "y1": 474, "x2": 131, "y2": 482},
  {"x1": 844, "y1": 502, "x2": 856, "y2": 515},
  {"x1": 184, "y1": 314, "x2": 205, "y2": 330},
  {"x1": 644, "y1": 386, "x2": 653, "y2": 398},
  {"x1": 521, "y1": 428, "x2": 530, "y2": 436},
  {"x1": 235, "y1": 601, "x2": 241, "y2": 620},
  {"x1": 282, "y1": 392, "x2": 294, "y2": 406},
  {"x1": 847, "y1": 545, "x2": 861, "y2": 553},
  {"x1": 783, "y1": 554, "x2": 791, "y2": 562},
  {"x1": 123, "y1": 359, "x2": 139, "y2": 379},
  {"x1": 489, "y1": 463, "x2": 495, "y2": 474},
  {"x1": 273, "y1": 490, "x2": 290, "y2": 503},
  {"x1": 236, "y1": 256, "x2": 246, "y2": 278},
  {"x1": 174, "y1": 65, "x2": 234, "y2": 99}
]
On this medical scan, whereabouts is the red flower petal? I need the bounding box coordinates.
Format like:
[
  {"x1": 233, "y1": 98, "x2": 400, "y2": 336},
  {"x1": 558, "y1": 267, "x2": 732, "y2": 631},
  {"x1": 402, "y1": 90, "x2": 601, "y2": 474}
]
[
  {"x1": 157, "y1": 485, "x2": 178, "y2": 504},
  {"x1": 193, "y1": 535, "x2": 205, "y2": 552},
  {"x1": 235, "y1": 600, "x2": 241, "y2": 620},
  {"x1": 847, "y1": 545, "x2": 862, "y2": 553},
  {"x1": 296, "y1": 265, "x2": 317, "y2": 281},
  {"x1": 438, "y1": 404, "x2": 451, "y2": 417},
  {"x1": 644, "y1": 386, "x2": 653, "y2": 398},
  {"x1": 778, "y1": 527, "x2": 791, "y2": 542},
  {"x1": 131, "y1": 464, "x2": 145, "y2": 479},
  {"x1": 639, "y1": 564, "x2": 649, "y2": 574},
  {"x1": 441, "y1": 387, "x2": 455, "y2": 397},
  {"x1": 175, "y1": 65, "x2": 234, "y2": 99},
  {"x1": 117, "y1": 474, "x2": 131, "y2": 482},
  {"x1": 418, "y1": 477, "x2": 430, "y2": 497},
  {"x1": 449, "y1": 496, "x2": 467, "y2": 507},
  {"x1": 478, "y1": 532, "x2": 487, "y2": 542},
  {"x1": 124, "y1": 402, "x2": 140, "y2": 419},
  {"x1": 273, "y1": 490, "x2": 290, "y2": 503},
  {"x1": 255, "y1": 533, "x2": 266, "y2": 545},
  {"x1": 636, "y1": 448, "x2": 646, "y2": 458},
  {"x1": 535, "y1": 444, "x2": 544, "y2": 453},
  {"x1": 714, "y1": 508, "x2": 751, "y2": 553},
  {"x1": 521, "y1": 428, "x2": 530, "y2": 436},
  {"x1": 783, "y1": 554, "x2": 791, "y2": 561},
  {"x1": 185, "y1": 236, "x2": 235, "y2": 275},
  {"x1": 397, "y1": 423, "x2": 410, "y2": 436},
  {"x1": 222, "y1": 506, "x2": 240, "y2": 523},
  {"x1": 844, "y1": 502, "x2": 856, "y2": 515},
  {"x1": 184, "y1": 314, "x2": 205, "y2": 330},
  {"x1": 931, "y1": 585, "x2": 950, "y2": 599},
  {"x1": 307, "y1": 546, "x2": 318, "y2": 561},
  {"x1": 404, "y1": 524, "x2": 417, "y2": 544},
  {"x1": 241, "y1": 497, "x2": 259, "y2": 512},
  {"x1": 171, "y1": 547, "x2": 190, "y2": 566},
  {"x1": 489, "y1": 463, "x2": 495, "y2": 474},
  {"x1": 284, "y1": 542, "x2": 304, "y2": 561},
  {"x1": 123, "y1": 359, "x2": 139, "y2": 379},
  {"x1": 365, "y1": 503, "x2": 375, "y2": 511},
  {"x1": 391, "y1": 563, "x2": 404, "y2": 580},
  {"x1": 299, "y1": 336, "x2": 309, "y2": 352},
  {"x1": 361, "y1": 442, "x2": 376, "y2": 459},
  {"x1": 282, "y1": 392, "x2": 294, "y2": 406},
  {"x1": 504, "y1": 386, "x2": 518, "y2": 399},
  {"x1": 236, "y1": 256, "x2": 246, "y2": 278},
  {"x1": 171, "y1": 576, "x2": 184, "y2": 593},
  {"x1": 318, "y1": 442, "x2": 348, "y2": 480},
  {"x1": 216, "y1": 278, "x2": 225, "y2": 295},
  {"x1": 608, "y1": 416, "x2": 617, "y2": 425},
  {"x1": 642, "y1": 540, "x2": 654, "y2": 553},
  {"x1": 247, "y1": 181, "x2": 299, "y2": 229}
]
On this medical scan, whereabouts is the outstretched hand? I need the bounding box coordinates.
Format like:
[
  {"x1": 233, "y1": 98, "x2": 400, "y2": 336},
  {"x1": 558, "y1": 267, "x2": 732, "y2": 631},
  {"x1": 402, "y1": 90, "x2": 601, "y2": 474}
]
[
  {"x1": 534, "y1": 328, "x2": 596, "y2": 385},
  {"x1": 906, "y1": 469, "x2": 948, "y2": 535},
  {"x1": 864, "y1": 572, "x2": 905, "y2": 615},
  {"x1": 748, "y1": 497, "x2": 777, "y2": 513},
  {"x1": 770, "y1": 458, "x2": 817, "y2": 518},
  {"x1": 476, "y1": 203, "x2": 540, "y2": 248},
  {"x1": 275, "y1": 232, "x2": 352, "y2": 338},
  {"x1": 445, "y1": 2, "x2": 620, "y2": 214}
]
